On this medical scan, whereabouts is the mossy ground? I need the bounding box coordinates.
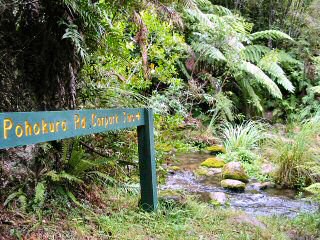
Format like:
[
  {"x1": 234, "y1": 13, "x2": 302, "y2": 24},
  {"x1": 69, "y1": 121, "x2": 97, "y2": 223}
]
[
  {"x1": 3, "y1": 186, "x2": 319, "y2": 240},
  {"x1": 201, "y1": 157, "x2": 225, "y2": 168}
]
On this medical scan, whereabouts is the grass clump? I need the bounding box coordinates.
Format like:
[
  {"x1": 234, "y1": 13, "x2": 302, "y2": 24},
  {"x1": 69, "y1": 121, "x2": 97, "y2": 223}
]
[
  {"x1": 266, "y1": 118, "x2": 320, "y2": 188},
  {"x1": 221, "y1": 121, "x2": 268, "y2": 153}
]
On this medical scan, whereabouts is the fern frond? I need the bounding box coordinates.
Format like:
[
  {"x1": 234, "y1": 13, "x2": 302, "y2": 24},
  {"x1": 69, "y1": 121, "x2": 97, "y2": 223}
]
[
  {"x1": 192, "y1": 42, "x2": 226, "y2": 62},
  {"x1": 4, "y1": 189, "x2": 24, "y2": 206},
  {"x1": 310, "y1": 86, "x2": 320, "y2": 94},
  {"x1": 238, "y1": 61, "x2": 282, "y2": 98},
  {"x1": 178, "y1": 0, "x2": 198, "y2": 8},
  {"x1": 34, "y1": 182, "x2": 46, "y2": 207},
  {"x1": 239, "y1": 79, "x2": 263, "y2": 112},
  {"x1": 277, "y1": 51, "x2": 300, "y2": 64},
  {"x1": 185, "y1": 9, "x2": 215, "y2": 29},
  {"x1": 240, "y1": 45, "x2": 270, "y2": 63},
  {"x1": 177, "y1": 60, "x2": 191, "y2": 79},
  {"x1": 250, "y1": 30, "x2": 293, "y2": 41},
  {"x1": 46, "y1": 170, "x2": 83, "y2": 184},
  {"x1": 196, "y1": 0, "x2": 232, "y2": 15},
  {"x1": 258, "y1": 60, "x2": 295, "y2": 92}
]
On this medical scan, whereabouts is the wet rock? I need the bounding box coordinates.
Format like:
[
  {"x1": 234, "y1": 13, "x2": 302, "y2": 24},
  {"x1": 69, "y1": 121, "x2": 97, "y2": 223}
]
[
  {"x1": 246, "y1": 182, "x2": 276, "y2": 191},
  {"x1": 231, "y1": 213, "x2": 266, "y2": 229},
  {"x1": 221, "y1": 179, "x2": 246, "y2": 190},
  {"x1": 261, "y1": 162, "x2": 277, "y2": 175},
  {"x1": 201, "y1": 157, "x2": 225, "y2": 168},
  {"x1": 209, "y1": 192, "x2": 228, "y2": 205},
  {"x1": 159, "y1": 190, "x2": 186, "y2": 206},
  {"x1": 206, "y1": 145, "x2": 226, "y2": 154},
  {"x1": 222, "y1": 161, "x2": 249, "y2": 183},
  {"x1": 194, "y1": 167, "x2": 222, "y2": 177},
  {"x1": 261, "y1": 182, "x2": 275, "y2": 189}
]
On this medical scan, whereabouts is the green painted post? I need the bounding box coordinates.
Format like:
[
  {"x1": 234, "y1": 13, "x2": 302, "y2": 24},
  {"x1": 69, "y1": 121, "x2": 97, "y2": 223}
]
[{"x1": 137, "y1": 108, "x2": 158, "y2": 211}]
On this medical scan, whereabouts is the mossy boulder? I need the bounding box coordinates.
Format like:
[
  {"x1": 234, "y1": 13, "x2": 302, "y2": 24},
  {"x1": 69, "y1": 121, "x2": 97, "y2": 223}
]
[
  {"x1": 206, "y1": 145, "x2": 226, "y2": 154},
  {"x1": 194, "y1": 166, "x2": 222, "y2": 177},
  {"x1": 201, "y1": 157, "x2": 225, "y2": 168},
  {"x1": 222, "y1": 161, "x2": 249, "y2": 183},
  {"x1": 209, "y1": 192, "x2": 228, "y2": 205},
  {"x1": 168, "y1": 166, "x2": 181, "y2": 171},
  {"x1": 194, "y1": 167, "x2": 209, "y2": 176},
  {"x1": 221, "y1": 179, "x2": 246, "y2": 190}
]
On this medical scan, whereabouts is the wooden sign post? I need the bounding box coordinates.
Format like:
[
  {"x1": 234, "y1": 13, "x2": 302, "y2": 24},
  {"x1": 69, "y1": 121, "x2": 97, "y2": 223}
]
[{"x1": 0, "y1": 108, "x2": 158, "y2": 211}]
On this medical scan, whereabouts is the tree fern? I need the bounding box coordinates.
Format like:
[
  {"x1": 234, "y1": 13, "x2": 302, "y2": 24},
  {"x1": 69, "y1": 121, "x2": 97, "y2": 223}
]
[
  {"x1": 195, "y1": 0, "x2": 232, "y2": 16},
  {"x1": 277, "y1": 51, "x2": 300, "y2": 65},
  {"x1": 191, "y1": 42, "x2": 226, "y2": 62},
  {"x1": 250, "y1": 30, "x2": 293, "y2": 41},
  {"x1": 238, "y1": 61, "x2": 282, "y2": 98},
  {"x1": 259, "y1": 59, "x2": 295, "y2": 92},
  {"x1": 240, "y1": 45, "x2": 270, "y2": 63},
  {"x1": 239, "y1": 79, "x2": 263, "y2": 111}
]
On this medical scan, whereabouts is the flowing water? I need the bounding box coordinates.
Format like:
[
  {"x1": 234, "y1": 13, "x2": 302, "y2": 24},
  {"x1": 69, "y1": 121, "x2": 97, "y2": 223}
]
[{"x1": 161, "y1": 152, "x2": 319, "y2": 218}]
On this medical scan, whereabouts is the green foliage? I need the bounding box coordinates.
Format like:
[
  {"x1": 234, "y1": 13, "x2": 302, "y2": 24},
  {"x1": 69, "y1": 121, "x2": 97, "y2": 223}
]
[
  {"x1": 33, "y1": 182, "x2": 46, "y2": 220},
  {"x1": 181, "y1": 0, "x2": 295, "y2": 113},
  {"x1": 220, "y1": 121, "x2": 267, "y2": 152},
  {"x1": 267, "y1": 119, "x2": 320, "y2": 188},
  {"x1": 305, "y1": 183, "x2": 320, "y2": 202},
  {"x1": 250, "y1": 30, "x2": 293, "y2": 41}
]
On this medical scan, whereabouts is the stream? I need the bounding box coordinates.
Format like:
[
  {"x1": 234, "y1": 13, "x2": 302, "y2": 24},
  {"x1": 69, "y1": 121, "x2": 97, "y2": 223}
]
[{"x1": 161, "y1": 152, "x2": 319, "y2": 218}]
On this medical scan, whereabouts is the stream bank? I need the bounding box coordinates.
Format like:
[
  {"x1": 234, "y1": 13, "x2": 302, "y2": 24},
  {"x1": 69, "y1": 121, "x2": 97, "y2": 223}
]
[{"x1": 161, "y1": 152, "x2": 319, "y2": 217}]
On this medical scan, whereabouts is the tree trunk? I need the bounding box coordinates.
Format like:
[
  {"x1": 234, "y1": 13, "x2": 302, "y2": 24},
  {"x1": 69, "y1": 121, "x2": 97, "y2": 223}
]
[{"x1": 0, "y1": 0, "x2": 79, "y2": 202}]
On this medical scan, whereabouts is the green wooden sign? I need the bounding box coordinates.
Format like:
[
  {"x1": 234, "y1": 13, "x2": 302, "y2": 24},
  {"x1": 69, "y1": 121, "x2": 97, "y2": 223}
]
[{"x1": 0, "y1": 108, "x2": 158, "y2": 211}]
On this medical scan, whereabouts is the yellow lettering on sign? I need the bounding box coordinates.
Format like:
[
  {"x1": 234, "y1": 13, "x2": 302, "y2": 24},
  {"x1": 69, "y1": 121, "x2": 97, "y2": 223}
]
[
  {"x1": 42, "y1": 120, "x2": 48, "y2": 134},
  {"x1": 34, "y1": 123, "x2": 41, "y2": 135},
  {"x1": 3, "y1": 118, "x2": 13, "y2": 139},
  {"x1": 136, "y1": 112, "x2": 141, "y2": 121},
  {"x1": 55, "y1": 121, "x2": 60, "y2": 132},
  {"x1": 109, "y1": 116, "x2": 113, "y2": 125},
  {"x1": 82, "y1": 117, "x2": 86, "y2": 129},
  {"x1": 62, "y1": 121, "x2": 67, "y2": 131},
  {"x1": 74, "y1": 114, "x2": 80, "y2": 129},
  {"x1": 25, "y1": 120, "x2": 33, "y2": 136},
  {"x1": 97, "y1": 117, "x2": 103, "y2": 127},
  {"x1": 91, "y1": 114, "x2": 96, "y2": 127},
  {"x1": 105, "y1": 117, "x2": 109, "y2": 127},
  {"x1": 15, "y1": 124, "x2": 24, "y2": 138},
  {"x1": 49, "y1": 122, "x2": 55, "y2": 133},
  {"x1": 123, "y1": 112, "x2": 127, "y2": 123}
]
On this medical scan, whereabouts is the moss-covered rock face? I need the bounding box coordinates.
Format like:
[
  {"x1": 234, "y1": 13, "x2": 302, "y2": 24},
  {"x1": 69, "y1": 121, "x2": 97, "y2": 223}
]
[
  {"x1": 201, "y1": 157, "x2": 225, "y2": 168},
  {"x1": 207, "y1": 145, "x2": 226, "y2": 154},
  {"x1": 221, "y1": 179, "x2": 246, "y2": 190},
  {"x1": 222, "y1": 162, "x2": 249, "y2": 183}
]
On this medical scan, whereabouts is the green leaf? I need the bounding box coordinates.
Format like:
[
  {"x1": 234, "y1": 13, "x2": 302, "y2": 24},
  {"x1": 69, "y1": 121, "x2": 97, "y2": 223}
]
[
  {"x1": 238, "y1": 61, "x2": 282, "y2": 98},
  {"x1": 192, "y1": 42, "x2": 226, "y2": 62},
  {"x1": 250, "y1": 30, "x2": 293, "y2": 41}
]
